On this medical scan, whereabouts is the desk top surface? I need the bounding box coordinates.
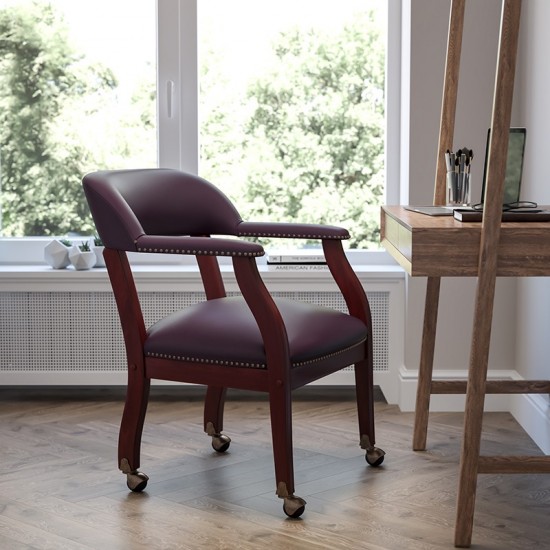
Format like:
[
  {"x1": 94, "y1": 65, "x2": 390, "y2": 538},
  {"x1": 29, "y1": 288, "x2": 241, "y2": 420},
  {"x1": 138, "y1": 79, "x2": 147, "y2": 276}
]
[{"x1": 381, "y1": 205, "x2": 550, "y2": 277}]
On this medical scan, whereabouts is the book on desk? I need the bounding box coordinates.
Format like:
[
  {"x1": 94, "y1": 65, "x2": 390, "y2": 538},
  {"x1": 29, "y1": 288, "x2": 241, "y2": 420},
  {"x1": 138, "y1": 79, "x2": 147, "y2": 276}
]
[{"x1": 453, "y1": 208, "x2": 550, "y2": 222}]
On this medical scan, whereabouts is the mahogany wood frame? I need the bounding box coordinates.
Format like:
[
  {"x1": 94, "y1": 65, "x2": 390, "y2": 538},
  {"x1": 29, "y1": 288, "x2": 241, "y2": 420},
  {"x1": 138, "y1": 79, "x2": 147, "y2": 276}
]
[{"x1": 103, "y1": 235, "x2": 377, "y2": 503}]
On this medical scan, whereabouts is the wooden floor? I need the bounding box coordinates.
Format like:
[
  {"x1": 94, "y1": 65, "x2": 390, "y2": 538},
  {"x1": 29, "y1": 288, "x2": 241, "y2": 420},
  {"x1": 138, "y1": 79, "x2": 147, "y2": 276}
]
[{"x1": 1, "y1": 386, "x2": 549, "y2": 550}]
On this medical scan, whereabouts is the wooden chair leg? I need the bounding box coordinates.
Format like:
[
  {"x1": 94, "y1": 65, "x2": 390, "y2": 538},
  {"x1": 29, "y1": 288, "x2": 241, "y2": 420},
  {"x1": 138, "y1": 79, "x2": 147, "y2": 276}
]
[
  {"x1": 354, "y1": 354, "x2": 375, "y2": 443},
  {"x1": 413, "y1": 276, "x2": 441, "y2": 451},
  {"x1": 203, "y1": 385, "x2": 227, "y2": 435},
  {"x1": 269, "y1": 384, "x2": 306, "y2": 518},
  {"x1": 355, "y1": 352, "x2": 385, "y2": 467},
  {"x1": 118, "y1": 372, "x2": 150, "y2": 481},
  {"x1": 268, "y1": 383, "x2": 295, "y2": 498},
  {"x1": 204, "y1": 386, "x2": 231, "y2": 453}
]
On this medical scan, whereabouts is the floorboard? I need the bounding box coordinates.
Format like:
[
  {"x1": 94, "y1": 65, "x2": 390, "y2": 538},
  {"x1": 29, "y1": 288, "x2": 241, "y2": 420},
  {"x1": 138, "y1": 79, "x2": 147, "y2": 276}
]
[{"x1": 0, "y1": 387, "x2": 548, "y2": 549}]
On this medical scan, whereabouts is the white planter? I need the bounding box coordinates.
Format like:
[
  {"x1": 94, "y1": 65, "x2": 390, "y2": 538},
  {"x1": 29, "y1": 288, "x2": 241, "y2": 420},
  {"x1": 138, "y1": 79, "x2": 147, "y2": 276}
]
[
  {"x1": 69, "y1": 246, "x2": 97, "y2": 270},
  {"x1": 93, "y1": 245, "x2": 106, "y2": 267},
  {"x1": 44, "y1": 240, "x2": 71, "y2": 269}
]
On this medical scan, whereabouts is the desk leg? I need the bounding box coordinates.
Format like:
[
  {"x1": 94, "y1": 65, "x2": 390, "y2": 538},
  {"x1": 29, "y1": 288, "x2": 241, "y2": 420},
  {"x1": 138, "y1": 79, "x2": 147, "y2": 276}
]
[
  {"x1": 413, "y1": 276, "x2": 441, "y2": 451},
  {"x1": 454, "y1": 274, "x2": 496, "y2": 547}
]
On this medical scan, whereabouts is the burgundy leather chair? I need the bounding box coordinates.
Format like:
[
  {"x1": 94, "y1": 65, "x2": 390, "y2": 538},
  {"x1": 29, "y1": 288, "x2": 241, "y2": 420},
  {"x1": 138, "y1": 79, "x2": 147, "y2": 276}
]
[{"x1": 83, "y1": 168, "x2": 384, "y2": 517}]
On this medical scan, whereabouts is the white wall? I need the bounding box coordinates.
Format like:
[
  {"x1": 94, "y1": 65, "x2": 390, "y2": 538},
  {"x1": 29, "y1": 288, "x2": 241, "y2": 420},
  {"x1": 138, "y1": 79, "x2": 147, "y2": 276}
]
[
  {"x1": 400, "y1": 0, "x2": 518, "y2": 409},
  {"x1": 514, "y1": 1, "x2": 550, "y2": 452},
  {"x1": 516, "y1": 0, "x2": 550, "y2": 378}
]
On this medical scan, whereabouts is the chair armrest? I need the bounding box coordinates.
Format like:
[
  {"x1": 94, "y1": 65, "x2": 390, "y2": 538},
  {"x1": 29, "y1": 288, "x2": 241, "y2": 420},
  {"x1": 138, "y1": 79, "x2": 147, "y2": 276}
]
[
  {"x1": 232, "y1": 255, "x2": 291, "y2": 379},
  {"x1": 322, "y1": 239, "x2": 371, "y2": 326},
  {"x1": 135, "y1": 235, "x2": 264, "y2": 257},
  {"x1": 237, "y1": 221, "x2": 349, "y2": 240}
]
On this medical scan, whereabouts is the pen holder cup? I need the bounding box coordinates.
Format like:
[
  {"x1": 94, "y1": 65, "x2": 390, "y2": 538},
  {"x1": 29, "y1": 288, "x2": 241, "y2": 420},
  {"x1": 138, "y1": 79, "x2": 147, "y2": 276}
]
[{"x1": 447, "y1": 171, "x2": 471, "y2": 206}]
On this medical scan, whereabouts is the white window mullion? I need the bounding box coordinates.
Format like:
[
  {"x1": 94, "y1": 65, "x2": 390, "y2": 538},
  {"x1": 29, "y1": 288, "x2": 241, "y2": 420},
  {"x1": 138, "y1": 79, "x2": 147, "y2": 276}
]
[
  {"x1": 386, "y1": 0, "x2": 402, "y2": 206},
  {"x1": 157, "y1": 0, "x2": 198, "y2": 173}
]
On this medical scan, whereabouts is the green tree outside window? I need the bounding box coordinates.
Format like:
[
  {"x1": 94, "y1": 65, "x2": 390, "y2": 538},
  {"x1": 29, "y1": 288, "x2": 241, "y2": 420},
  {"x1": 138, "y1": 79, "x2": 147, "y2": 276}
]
[{"x1": 1, "y1": 2, "x2": 384, "y2": 249}]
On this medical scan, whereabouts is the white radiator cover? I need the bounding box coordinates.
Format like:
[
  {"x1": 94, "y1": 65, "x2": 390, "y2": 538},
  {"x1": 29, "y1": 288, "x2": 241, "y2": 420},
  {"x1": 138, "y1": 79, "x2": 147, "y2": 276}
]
[{"x1": 0, "y1": 269, "x2": 404, "y2": 402}]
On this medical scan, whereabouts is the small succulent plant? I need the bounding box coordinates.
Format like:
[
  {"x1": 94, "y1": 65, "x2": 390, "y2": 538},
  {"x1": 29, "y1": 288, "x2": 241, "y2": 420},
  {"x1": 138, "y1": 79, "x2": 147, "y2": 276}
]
[
  {"x1": 59, "y1": 239, "x2": 72, "y2": 247},
  {"x1": 79, "y1": 241, "x2": 91, "y2": 252},
  {"x1": 93, "y1": 235, "x2": 103, "y2": 246}
]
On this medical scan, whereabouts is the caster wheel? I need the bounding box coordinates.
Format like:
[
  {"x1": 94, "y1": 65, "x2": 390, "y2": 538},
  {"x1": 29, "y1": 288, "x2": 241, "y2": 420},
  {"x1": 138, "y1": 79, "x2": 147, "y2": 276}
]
[
  {"x1": 126, "y1": 471, "x2": 149, "y2": 492},
  {"x1": 211, "y1": 434, "x2": 231, "y2": 453},
  {"x1": 365, "y1": 447, "x2": 385, "y2": 467},
  {"x1": 283, "y1": 496, "x2": 306, "y2": 519}
]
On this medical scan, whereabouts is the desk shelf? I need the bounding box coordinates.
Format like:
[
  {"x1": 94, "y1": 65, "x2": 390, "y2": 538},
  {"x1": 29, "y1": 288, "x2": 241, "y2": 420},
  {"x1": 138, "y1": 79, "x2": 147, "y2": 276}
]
[{"x1": 382, "y1": 205, "x2": 550, "y2": 277}]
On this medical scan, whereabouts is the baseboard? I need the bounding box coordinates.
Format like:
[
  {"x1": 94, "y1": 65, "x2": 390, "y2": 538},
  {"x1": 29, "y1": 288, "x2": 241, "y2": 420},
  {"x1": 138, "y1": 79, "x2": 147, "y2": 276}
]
[
  {"x1": 398, "y1": 365, "x2": 550, "y2": 453},
  {"x1": 510, "y1": 393, "x2": 550, "y2": 454},
  {"x1": 397, "y1": 365, "x2": 517, "y2": 412}
]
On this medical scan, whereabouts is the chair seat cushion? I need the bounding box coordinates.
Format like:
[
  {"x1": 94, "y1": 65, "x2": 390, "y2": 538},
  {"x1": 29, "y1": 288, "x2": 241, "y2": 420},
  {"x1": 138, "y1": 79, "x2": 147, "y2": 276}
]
[{"x1": 144, "y1": 297, "x2": 367, "y2": 368}]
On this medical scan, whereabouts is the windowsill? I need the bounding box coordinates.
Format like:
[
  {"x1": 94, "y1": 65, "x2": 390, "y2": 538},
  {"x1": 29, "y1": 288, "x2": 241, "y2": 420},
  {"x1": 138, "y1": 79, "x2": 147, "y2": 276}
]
[
  {"x1": 0, "y1": 239, "x2": 405, "y2": 291},
  {"x1": 0, "y1": 262, "x2": 405, "y2": 292}
]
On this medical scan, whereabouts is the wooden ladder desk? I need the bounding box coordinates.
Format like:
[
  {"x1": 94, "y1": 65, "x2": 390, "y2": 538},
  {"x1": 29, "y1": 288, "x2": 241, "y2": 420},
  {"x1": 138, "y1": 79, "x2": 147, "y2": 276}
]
[{"x1": 381, "y1": 0, "x2": 550, "y2": 547}]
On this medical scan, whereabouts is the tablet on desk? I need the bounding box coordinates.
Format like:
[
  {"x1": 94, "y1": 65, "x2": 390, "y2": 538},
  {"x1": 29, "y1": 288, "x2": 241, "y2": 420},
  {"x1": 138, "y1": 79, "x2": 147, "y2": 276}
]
[{"x1": 404, "y1": 205, "x2": 474, "y2": 216}]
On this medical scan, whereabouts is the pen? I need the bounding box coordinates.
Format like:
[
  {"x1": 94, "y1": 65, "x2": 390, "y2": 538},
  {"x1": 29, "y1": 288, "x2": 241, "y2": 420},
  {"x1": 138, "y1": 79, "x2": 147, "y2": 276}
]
[{"x1": 445, "y1": 147, "x2": 473, "y2": 204}]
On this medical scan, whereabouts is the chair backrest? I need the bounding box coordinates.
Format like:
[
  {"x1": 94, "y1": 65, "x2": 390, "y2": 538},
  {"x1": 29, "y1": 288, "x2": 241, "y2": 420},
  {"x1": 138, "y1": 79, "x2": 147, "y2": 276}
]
[{"x1": 82, "y1": 169, "x2": 243, "y2": 251}]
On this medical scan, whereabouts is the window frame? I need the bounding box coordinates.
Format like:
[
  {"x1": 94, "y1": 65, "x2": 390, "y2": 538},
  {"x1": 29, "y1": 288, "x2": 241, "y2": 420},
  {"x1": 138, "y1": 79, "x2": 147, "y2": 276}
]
[{"x1": 0, "y1": 0, "x2": 401, "y2": 266}]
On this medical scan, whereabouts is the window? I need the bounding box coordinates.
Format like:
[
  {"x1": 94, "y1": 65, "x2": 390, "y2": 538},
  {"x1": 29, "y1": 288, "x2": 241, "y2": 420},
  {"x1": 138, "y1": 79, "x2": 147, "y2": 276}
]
[
  {"x1": 197, "y1": 0, "x2": 386, "y2": 250},
  {"x1": 0, "y1": 0, "x2": 400, "y2": 261},
  {"x1": 0, "y1": 0, "x2": 156, "y2": 238}
]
